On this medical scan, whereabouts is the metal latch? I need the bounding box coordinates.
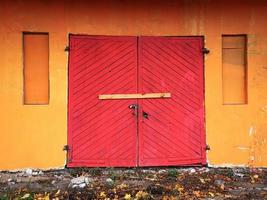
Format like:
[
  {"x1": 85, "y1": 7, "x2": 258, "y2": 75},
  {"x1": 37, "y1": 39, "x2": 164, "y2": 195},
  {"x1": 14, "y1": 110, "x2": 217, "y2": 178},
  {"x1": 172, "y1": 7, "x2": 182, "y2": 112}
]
[
  {"x1": 129, "y1": 104, "x2": 138, "y2": 116},
  {"x1": 63, "y1": 145, "x2": 71, "y2": 166},
  {"x1": 142, "y1": 111, "x2": 149, "y2": 119},
  {"x1": 63, "y1": 145, "x2": 69, "y2": 151},
  {"x1": 202, "y1": 48, "x2": 210, "y2": 54},
  {"x1": 65, "y1": 46, "x2": 70, "y2": 52}
]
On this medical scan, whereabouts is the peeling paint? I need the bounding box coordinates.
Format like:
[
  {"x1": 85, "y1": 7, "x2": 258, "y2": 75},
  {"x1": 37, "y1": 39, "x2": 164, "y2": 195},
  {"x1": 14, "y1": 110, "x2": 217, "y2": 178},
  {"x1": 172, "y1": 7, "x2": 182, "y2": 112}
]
[
  {"x1": 236, "y1": 146, "x2": 250, "y2": 150},
  {"x1": 261, "y1": 105, "x2": 267, "y2": 112},
  {"x1": 249, "y1": 126, "x2": 255, "y2": 136}
]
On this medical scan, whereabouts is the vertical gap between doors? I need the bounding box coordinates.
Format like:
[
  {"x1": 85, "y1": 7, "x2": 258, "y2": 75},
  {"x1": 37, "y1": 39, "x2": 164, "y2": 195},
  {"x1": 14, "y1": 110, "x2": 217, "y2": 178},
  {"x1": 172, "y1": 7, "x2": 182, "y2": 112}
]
[{"x1": 136, "y1": 36, "x2": 140, "y2": 166}]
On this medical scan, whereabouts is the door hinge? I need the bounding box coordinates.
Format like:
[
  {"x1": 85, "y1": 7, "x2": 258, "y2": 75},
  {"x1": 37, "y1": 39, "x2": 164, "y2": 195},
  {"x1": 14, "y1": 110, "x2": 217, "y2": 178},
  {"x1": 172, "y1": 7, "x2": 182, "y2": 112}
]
[
  {"x1": 63, "y1": 145, "x2": 69, "y2": 151},
  {"x1": 205, "y1": 145, "x2": 211, "y2": 151},
  {"x1": 65, "y1": 46, "x2": 70, "y2": 52},
  {"x1": 202, "y1": 47, "x2": 210, "y2": 54},
  {"x1": 63, "y1": 145, "x2": 72, "y2": 164}
]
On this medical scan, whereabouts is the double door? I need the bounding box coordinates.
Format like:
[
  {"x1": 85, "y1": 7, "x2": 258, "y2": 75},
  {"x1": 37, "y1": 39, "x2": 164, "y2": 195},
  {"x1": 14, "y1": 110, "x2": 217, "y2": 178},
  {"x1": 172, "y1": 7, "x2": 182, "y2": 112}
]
[{"x1": 68, "y1": 35, "x2": 206, "y2": 167}]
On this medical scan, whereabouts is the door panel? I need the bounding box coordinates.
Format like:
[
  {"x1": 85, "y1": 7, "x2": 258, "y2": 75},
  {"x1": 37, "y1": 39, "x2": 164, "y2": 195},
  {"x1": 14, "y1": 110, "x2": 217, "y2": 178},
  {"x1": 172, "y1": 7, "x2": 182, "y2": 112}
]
[
  {"x1": 138, "y1": 37, "x2": 205, "y2": 166},
  {"x1": 68, "y1": 36, "x2": 138, "y2": 167}
]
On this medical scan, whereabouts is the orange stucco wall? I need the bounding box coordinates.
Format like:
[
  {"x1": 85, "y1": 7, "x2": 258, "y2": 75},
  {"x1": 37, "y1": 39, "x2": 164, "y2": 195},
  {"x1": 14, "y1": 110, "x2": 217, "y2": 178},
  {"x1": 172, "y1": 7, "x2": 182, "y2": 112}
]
[{"x1": 0, "y1": 0, "x2": 267, "y2": 169}]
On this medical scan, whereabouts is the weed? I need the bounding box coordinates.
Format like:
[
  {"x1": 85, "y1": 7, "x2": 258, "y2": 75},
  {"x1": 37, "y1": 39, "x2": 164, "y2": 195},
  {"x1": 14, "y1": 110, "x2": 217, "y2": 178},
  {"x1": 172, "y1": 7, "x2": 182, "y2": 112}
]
[
  {"x1": 167, "y1": 169, "x2": 177, "y2": 177},
  {"x1": 89, "y1": 168, "x2": 102, "y2": 176},
  {"x1": 0, "y1": 194, "x2": 8, "y2": 200}
]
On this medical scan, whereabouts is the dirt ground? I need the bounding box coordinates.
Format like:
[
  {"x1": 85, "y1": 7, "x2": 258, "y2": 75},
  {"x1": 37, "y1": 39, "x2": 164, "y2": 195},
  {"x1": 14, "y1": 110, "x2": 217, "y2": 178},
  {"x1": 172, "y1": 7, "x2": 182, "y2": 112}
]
[{"x1": 0, "y1": 167, "x2": 266, "y2": 200}]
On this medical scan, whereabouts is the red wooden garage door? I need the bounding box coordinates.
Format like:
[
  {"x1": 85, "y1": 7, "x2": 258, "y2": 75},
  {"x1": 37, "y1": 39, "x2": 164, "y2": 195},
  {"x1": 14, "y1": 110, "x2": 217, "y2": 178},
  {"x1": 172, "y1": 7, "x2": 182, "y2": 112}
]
[{"x1": 68, "y1": 35, "x2": 205, "y2": 167}]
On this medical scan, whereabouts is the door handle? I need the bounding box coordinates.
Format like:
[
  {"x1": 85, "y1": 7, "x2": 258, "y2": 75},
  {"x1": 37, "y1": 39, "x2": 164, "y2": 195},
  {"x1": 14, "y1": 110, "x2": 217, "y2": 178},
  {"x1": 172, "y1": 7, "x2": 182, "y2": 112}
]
[
  {"x1": 142, "y1": 111, "x2": 149, "y2": 119},
  {"x1": 128, "y1": 104, "x2": 138, "y2": 116}
]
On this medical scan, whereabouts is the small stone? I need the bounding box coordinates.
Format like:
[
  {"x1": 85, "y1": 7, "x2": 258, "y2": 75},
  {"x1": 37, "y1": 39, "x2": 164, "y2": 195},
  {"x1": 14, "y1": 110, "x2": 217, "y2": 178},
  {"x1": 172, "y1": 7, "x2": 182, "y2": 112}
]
[
  {"x1": 214, "y1": 179, "x2": 225, "y2": 186},
  {"x1": 84, "y1": 177, "x2": 91, "y2": 184},
  {"x1": 253, "y1": 174, "x2": 259, "y2": 179},
  {"x1": 32, "y1": 172, "x2": 38, "y2": 176},
  {"x1": 71, "y1": 176, "x2": 86, "y2": 185},
  {"x1": 8, "y1": 181, "x2": 15, "y2": 185},
  {"x1": 38, "y1": 171, "x2": 44, "y2": 175},
  {"x1": 190, "y1": 169, "x2": 196, "y2": 173},
  {"x1": 79, "y1": 183, "x2": 86, "y2": 188},
  {"x1": 16, "y1": 179, "x2": 21, "y2": 183},
  {"x1": 69, "y1": 176, "x2": 92, "y2": 188},
  {"x1": 158, "y1": 169, "x2": 167, "y2": 174},
  {"x1": 8, "y1": 178, "x2": 12, "y2": 182},
  {"x1": 25, "y1": 169, "x2": 33, "y2": 176},
  {"x1": 52, "y1": 180, "x2": 56, "y2": 184},
  {"x1": 105, "y1": 178, "x2": 114, "y2": 186},
  {"x1": 18, "y1": 172, "x2": 24, "y2": 177},
  {"x1": 234, "y1": 173, "x2": 244, "y2": 178}
]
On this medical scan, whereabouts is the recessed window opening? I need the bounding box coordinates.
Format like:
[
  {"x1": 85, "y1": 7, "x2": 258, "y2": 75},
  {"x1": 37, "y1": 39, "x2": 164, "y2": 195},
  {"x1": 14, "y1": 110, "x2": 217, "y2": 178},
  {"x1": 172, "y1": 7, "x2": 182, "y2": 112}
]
[
  {"x1": 23, "y1": 32, "x2": 49, "y2": 105},
  {"x1": 222, "y1": 35, "x2": 247, "y2": 105}
]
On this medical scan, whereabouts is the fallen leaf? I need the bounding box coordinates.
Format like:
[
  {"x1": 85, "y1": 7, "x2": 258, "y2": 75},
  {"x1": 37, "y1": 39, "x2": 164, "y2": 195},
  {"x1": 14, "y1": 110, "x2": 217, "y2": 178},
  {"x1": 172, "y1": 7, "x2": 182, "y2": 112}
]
[
  {"x1": 193, "y1": 191, "x2": 201, "y2": 197},
  {"x1": 124, "y1": 193, "x2": 131, "y2": 200},
  {"x1": 135, "y1": 191, "x2": 149, "y2": 199},
  {"x1": 44, "y1": 193, "x2": 50, "y2": 200},
  {"x1": 174, "y1": 184, "x2": 184, "y2": 192},
  {"x1": 208, "y1": 192, "x2": 215, "y2": 197},
  {"x1": 55, "y1": 189, "x2": 60, "y2": 196},
  {"x1": 199, "y1": 178, "x2": 205, "y2": 183},
  {"x1": 162, "y1": 196, "x2": 168, "y2": 200},
  {"x1": 21, "y1": 194, "x2": 30, "y2": 199},
  {"x1": 253, "y1": 174, "x2": 259, "y2": 179},
  {"x1": 100, "y1": 191, "x2": 106, "y2": 198},
  {"x1": 116, "y1": 183, "x2": 128, "y2": 189}
]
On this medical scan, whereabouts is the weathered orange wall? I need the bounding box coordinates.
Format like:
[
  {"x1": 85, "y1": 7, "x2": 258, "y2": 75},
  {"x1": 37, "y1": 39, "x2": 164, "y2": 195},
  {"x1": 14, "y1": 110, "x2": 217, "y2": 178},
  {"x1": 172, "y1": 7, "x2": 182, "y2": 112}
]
[{"x1": 0, "y1": 0, "x2": 267, "y2": 169}]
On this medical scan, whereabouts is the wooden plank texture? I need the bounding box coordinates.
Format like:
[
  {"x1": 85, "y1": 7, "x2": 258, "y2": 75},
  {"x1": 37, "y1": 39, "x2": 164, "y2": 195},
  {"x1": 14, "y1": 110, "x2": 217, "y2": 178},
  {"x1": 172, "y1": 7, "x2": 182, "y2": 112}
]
[
  {"x1": 138, "y1": 36, "x2": 206, "y2": 166},
  {"x1": 68, "y1": 35, "x2": 138, "y2": 167},
  {"x1": 99, "y1": 93, "x2": 171, "y2": 100}
]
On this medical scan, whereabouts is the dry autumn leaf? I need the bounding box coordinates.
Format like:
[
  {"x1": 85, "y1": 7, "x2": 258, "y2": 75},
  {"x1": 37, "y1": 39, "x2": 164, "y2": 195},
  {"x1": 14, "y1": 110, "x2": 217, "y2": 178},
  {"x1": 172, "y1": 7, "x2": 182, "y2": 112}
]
[
  {"x1": 55, "y1": 190, "x2": 60, "y2": 196},
  {"x1": 100, "y1": 191, "x2": 106, "y2": 198},
  {"x1": 20, "y1": 194, "x2": 30, "y2": 199},
  {"x1": 174, "y1": 184, "x2": 184, "y2": 192},
  {"x1": 124, "y1": 193, "x2": 131, "y2": 200},
  {"x1": 208, "y1": 192, "x2": 215, "y2": 197},
  {"x1": 253, "y1": 174, "x2": 259, "y2": 179},
  {"x1": 135, "y1": 191, "x2": 149, "y2": 199},
  {"x1": 116, "y1": 183, "x2": 128, "y2": 189},
  {"x1": 199, "y1": 178, "x2": 206, "y2": 183},
  {"x1": 193, "y1": 191, "x2": 201, "y2": 197}
]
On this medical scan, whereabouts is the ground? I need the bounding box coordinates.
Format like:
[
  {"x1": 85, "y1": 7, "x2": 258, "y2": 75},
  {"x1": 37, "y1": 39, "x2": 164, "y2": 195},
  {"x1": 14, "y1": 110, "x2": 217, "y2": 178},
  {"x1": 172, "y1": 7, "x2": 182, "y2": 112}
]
[{"x1": 0, "y1": 167, "x2": 266, "y2": 200}]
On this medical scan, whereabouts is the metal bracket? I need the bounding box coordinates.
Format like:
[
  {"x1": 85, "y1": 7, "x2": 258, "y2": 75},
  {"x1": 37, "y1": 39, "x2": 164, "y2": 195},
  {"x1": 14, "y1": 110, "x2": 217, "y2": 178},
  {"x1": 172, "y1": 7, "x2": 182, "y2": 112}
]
[
  {"x1": 63, "y1": 145, "x2": 71, "y2": 164},
  {"x1": 202, "y1": 48, "x2": 210, "y2": 54},
  {"x1": 63, "y1": 145, "x2": 69, "y2": 151},
  {"x1": 65, "y1": 46, "x2": 70, "y2": 52}
]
